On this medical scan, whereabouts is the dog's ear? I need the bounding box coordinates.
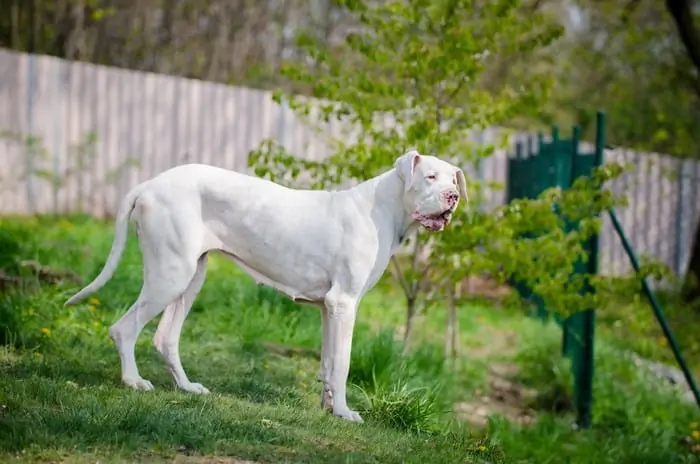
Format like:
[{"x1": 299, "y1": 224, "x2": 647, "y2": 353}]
[
  {"x1": 455, "y1": 168, "x2": 469, "y2": 206},
  {"x1": 394, "y1": 150, "x2": 421, "y2": 191}
]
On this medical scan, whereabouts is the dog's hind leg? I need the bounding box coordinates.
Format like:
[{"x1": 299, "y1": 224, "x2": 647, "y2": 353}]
[
  {"x1": 109, "y1": 294, "x2": 160, "y2": 391},
  {"x1": 109, "y1": 262, "x2": 197, "y2": 390},
  {"x1": 153, "y1": 252, "x2": 209, "y2": 394},
  {"x1": 108, "y1": 198, "x2": 203, "y2": 391}
]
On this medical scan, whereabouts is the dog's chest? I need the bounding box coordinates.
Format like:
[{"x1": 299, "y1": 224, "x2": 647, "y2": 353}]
[{"x1": 359, "y1": 246, "x2": 395, "y2": 296}]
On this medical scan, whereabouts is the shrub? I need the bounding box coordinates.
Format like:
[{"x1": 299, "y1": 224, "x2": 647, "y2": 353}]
[
  {"x1": 348, "y1": 328, "x2": 453, "y2": 433},
  {"x1": 356, "y1": 377, "x2": 449, "y2": 434}
]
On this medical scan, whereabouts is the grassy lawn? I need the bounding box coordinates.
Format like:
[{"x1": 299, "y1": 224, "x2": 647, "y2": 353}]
[{"x1": 0, "y1": 216, "x2": 699, "y2": 463}]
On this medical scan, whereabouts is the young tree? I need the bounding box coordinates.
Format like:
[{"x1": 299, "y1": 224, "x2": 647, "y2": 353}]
[{"x1": 250, "y1": 0, "x2": 564, "y2": 343}]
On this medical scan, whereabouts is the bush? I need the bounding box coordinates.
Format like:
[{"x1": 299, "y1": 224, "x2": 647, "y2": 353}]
[
  {"x1": 356, "y1": 377, "x2": 448, "y2": 434},
  {"x1": 348, "y1": 328, "x2": 453, "y2": 433}
]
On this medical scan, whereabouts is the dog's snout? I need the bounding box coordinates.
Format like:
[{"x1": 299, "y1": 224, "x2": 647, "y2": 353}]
[{"x1": 444, "y1": 190, "x2": 459, "y2": 205}]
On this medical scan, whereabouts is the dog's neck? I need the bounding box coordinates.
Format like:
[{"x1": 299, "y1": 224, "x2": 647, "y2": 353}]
[{"x1": 345, "y1": 169, "x2": 417, "y2": 247}]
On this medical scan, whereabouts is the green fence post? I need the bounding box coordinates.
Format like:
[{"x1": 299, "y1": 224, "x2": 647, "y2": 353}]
[
  {"x1": 508, "y1": 118, "x2": 605, "y2": 429},
  {"x1": 561, "y1": 126, "x2": 581, "y2": 358},
  {"x1": 509, "y1": 140, "x2": 535, "y2": 304},
  {"x1": 580, "y1": 113, "x2": 604, "y2": 429},
  {"x1": 566, "y1": 115, "x2": 604, "y2": 429},
  {"x1": 524, "y1": 137, "x2": 535, "y2": 199},
  {"x1": 506, "y1": 142, "x2": 519, "y2": 203}
]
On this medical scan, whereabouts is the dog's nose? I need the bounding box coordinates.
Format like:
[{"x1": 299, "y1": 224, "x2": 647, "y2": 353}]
[{"x1": 444, "y1": 190, "x2": 459, "y2": 205}]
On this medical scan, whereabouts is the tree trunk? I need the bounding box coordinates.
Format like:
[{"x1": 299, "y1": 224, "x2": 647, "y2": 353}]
[
  {"x1": 444, "y1": 283, "x2": 460, "y2": 360},
  {"x1": 666, "y1": 0, "x2": 700, "y2": 72},
  {"x1": 445, "y1": 281, "x2": 461, "y2": 360},
  {"x1": 403, "y1": 296, "x2": 417, "y2": 344}
]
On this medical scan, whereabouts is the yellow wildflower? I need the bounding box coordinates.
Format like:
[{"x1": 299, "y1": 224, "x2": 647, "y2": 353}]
[
  {"x1": 88, "y1": 298, "x2": 100, "y2": 306},
  {"x1": 692, "y1": 430, "x2": 700, "y2": 440},
  {"x1": 40, "y1": 327, "x2": 51, "y2": 336}
]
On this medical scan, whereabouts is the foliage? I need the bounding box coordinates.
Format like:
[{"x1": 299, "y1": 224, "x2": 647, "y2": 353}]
[
  {"x1": 248, "y1": 0, "x2": 681, "y2": 333},
  {"x1": 0, "y1": 0, "x2": 353, "y2": 89},
  {"x1": 252, "y1": 0, "x2": 562, "y2": 187},
  {"x1": 533, "y1": 0, "x2": 700, "y2": 305},
  {"x1": 526, "y1": 0, "x2": 700, "y2": 157}
]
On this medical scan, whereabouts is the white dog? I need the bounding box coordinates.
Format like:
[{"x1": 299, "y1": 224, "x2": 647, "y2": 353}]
[{"x1": 64, "y1": 150, "x2": 467, "y2": 422}]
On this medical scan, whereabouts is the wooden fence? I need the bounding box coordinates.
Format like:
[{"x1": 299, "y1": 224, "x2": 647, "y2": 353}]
[{"x1": 1, "y1": 49, "x2": 699, "y2": 277}]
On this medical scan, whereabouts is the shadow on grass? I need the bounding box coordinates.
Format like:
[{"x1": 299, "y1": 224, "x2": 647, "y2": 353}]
[{"x1": 2, "y1": 333, "x2": 311, "y2": 404}]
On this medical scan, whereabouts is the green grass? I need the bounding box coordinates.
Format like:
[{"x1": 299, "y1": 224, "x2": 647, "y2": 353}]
[
  {"x1": 595, "y1": 286, "x2": 700, "y2": 380},
  {"x1": 0, "y1": 215, "x2": 699, "y2": 463}
]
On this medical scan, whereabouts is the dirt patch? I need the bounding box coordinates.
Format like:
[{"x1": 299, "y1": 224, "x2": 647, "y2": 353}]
[
  {"x1": 458, "y1": 275, "x2": 512, "y2": 301},
  {"x1": 467, "y1": 327, "x2": 519, "y2": 361},
  {"x1": 456, "y1": 363, "x2": 538, "y2": 428}
]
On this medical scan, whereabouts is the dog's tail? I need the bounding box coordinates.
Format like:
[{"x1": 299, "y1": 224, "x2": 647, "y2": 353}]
[{"x1": 64, "y1": 183, "x2": 147, "y2": 307}]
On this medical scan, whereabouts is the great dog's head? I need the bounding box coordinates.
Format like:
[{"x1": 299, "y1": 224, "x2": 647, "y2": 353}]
[{"x1": 394, "y1": 150, "x2": 468, "y2": 232}]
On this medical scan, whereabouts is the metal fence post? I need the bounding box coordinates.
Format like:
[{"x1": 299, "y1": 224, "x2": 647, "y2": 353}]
[
  {"x1": 575, "y1": 112, "x2": 605, "y2": 429},
  {"x1": 579, "y1": 112, "x2": 604, "y2": 428},
  {"x1": 562, "y1": 126, "x2": 581, "y2": 358}
]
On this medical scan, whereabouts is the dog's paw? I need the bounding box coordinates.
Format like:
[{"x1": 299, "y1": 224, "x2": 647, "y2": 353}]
[
  {"x1": 333, "y1": 406, "x2": 364, "y2": 423},
  {"x1": 180, "y1": 382, "x2": 210, "y2": 394},
  {"x1": 123, "y1": 377, "x2": 155, "y2": 391}
]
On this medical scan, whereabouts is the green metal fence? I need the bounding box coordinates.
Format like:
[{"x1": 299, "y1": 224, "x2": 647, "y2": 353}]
[
  {"x1": 506, "y1": 111, "x2": 700, "y2": 428},
  {"x1": 506, "y1": 115, "x2": 603, "y2": 428}
]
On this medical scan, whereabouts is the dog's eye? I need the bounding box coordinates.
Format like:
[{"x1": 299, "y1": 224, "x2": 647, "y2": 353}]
[{"x1": 426, "y1": 174, "x2": 437, "y2": 181}]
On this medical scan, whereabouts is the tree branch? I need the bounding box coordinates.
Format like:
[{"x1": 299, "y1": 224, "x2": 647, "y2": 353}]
[
  {"x1": 391, "y1": 255, "x2": 412, "y2": 299},
  {"x1": 409, "y1": 233, "x2": 423, "y2": 296}
]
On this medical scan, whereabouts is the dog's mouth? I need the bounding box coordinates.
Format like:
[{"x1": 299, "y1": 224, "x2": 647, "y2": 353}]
[{"x1": 412, "y1": 209, "x2": 454, "y2": 232}]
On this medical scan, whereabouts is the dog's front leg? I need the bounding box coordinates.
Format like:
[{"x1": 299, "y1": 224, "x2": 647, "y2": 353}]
[{"x1": 320, "y1": 292, "x2": 362, "y2": 423}]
